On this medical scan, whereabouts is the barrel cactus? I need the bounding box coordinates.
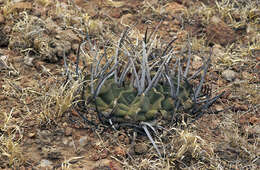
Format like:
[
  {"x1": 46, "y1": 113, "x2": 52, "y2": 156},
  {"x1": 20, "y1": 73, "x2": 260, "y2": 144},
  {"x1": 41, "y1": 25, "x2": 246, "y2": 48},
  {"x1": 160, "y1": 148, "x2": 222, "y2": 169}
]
[{"x1": 73, "y1": 28, "x2": 224, "y2": 156}]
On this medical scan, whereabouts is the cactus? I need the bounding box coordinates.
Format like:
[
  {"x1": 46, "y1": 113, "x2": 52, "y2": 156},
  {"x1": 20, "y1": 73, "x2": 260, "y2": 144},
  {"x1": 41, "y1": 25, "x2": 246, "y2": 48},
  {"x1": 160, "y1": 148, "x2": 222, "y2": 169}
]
[{"x1": 73, "y1": 28, "x2": 224, "y2": 157}]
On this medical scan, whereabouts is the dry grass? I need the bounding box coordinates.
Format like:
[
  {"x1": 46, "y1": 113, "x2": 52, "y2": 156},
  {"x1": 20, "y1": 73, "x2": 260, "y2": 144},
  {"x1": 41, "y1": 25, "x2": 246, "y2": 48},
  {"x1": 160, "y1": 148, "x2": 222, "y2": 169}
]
[
  {"x1": 1, "y1": 0, "x2": 16, "y2": 18},
  {"x1": 111, "y1": 123, "x2": 217, "y2": 169},
  {"x1": 216, "y1": 109, "x2": 259, "y2": 169},
  {"x1": 38, "y1": 79, "x2": 82, "y2": 124},
  {"x1": 0, "y1": 110, "x2": 24, "y2": 167}
]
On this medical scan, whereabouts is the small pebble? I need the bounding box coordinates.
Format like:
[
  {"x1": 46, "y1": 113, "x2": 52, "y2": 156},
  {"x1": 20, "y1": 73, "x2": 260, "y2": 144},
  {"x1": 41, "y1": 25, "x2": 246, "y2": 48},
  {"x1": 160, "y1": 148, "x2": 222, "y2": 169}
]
[
  {"x1": 79, "y1": 136, "x2": 89, "y2": 147},
  {"x1": 134, "y1": 143, "x2": 148, "y2": 154},
  {"x1": 28, "y1": 132, "x2": 35, "y2": 138},
  {"x1": 39, "y1": 159, "x2": 53, "y2": 168},
  {"x1": 222, "y1": 69, "x2": 237, "y2": 81}
]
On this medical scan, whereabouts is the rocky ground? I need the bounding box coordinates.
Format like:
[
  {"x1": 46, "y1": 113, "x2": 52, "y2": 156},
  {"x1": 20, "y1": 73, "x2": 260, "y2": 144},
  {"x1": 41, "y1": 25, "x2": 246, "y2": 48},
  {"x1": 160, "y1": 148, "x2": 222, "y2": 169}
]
[{"x1": 0, "y1": 0, "x2": 259, "y2": 169}]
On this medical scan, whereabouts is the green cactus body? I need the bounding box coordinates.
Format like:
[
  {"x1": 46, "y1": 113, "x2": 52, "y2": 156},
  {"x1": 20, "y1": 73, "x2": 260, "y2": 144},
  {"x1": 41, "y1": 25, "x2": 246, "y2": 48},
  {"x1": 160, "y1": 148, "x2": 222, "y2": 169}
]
[
  {"x1": 92, "y1": 78, "x2": 194, "y2": 122},
  {"x1": 74, "y1": 29, "x2": 223, "y2": 158}
]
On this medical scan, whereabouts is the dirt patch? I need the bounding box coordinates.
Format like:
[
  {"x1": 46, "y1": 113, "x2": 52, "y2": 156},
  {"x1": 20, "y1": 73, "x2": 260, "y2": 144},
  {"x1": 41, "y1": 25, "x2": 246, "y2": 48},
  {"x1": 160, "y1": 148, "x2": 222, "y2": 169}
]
[{"x1": 206, "y1": 16, "x2": 237, "y2": 46}]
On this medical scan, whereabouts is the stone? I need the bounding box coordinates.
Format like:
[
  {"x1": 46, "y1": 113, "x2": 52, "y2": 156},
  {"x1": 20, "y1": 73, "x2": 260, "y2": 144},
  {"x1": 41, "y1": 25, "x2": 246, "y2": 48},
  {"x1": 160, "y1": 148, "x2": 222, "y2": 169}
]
[
  {"x1": 215, "y1": 105, "x2": 224, "y2": 112},
  {"x1": 222, "y1": 69, "x2": 237, "y2": 81},
  {"x1": 28, "y1": 132, "x2": 35, "y2": 138},
  {"x1": 38, "y1": 159, "x2": 53, "y2": 168},
  {"x1": 134, "y1": 143, "x2": 148, "y2": 154},
  {"x1": 79, "y1": 136, "x2": 89, "y2": 147},
  {"x1": 24, "y1": 56, "x2": 34, "y2": 66},
  {"x1": 163, "y1": 21, "x2": 169, "y2": 26},
  {"x1": 62, "y1": 137, "x2": 69, "y2": 146},
  {"x1": 212, "y1": 44, "x2": 225, "y2": 58},
  {"x1": 0, "y1": 55, "x2": 8, "y2": 70},
  {"x1": 192, "y1": 55, "x2": 203, "y2": 70}
]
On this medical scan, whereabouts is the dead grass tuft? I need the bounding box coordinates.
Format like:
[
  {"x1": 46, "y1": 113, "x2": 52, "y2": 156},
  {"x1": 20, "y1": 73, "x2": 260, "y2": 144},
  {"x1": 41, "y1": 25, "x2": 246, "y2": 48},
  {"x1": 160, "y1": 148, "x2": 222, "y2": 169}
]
[
  {"x1": 114, "y1": 123, "x2": 216, "y2": 169},
  {"x1": 39, "y1": 80, "x2": 81, "y2": 124},
  {"x1": 0, "y1": 110, "x2": 24, "y2": 167}
]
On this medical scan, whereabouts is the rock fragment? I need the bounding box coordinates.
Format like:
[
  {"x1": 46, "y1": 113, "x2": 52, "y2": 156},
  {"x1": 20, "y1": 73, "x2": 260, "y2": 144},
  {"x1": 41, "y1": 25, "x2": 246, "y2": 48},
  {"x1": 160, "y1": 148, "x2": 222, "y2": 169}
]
[{"x1": 222, "y1": 69, "x2": 237, "y2": 81}]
